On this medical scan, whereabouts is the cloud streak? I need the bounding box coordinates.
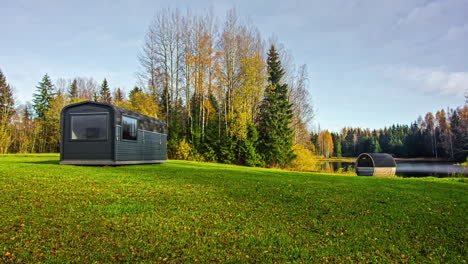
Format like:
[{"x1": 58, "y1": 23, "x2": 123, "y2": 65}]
[{"x1": 387, "y1": 65, "x2": 468, "y2": 97}]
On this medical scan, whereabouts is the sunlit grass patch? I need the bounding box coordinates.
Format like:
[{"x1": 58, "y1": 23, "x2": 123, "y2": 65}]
[{"x1": 0, "y1": 154, "x2": 466, "y2": 263}]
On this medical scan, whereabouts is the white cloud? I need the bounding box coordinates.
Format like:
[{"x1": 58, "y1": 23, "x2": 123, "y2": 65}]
[
  {"x1": 396, "y1": 0, "x2": 466, "y2": 27},
  {"x1": 386, "y1": 65, "x2": 468, "y2": 97},
  {"x1": 441, "y1": 23, "x2": 468, "y2": 41},
  {"x1": 396, "y1": 0, "x2": 442, "y2": 26}
]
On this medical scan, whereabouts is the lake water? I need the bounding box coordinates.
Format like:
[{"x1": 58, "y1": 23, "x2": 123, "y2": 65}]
[{"x1": 315, "y1": 160, "x2": 468, "y2": 178}]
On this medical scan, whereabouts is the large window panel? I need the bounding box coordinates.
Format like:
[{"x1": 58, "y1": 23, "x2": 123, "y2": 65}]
[
  {"x1": 122, "y1": 116, "x2": 138, "y2": 140},
  {"x1": 71, "y1": 114, "x2": 107, "y2": 140}
]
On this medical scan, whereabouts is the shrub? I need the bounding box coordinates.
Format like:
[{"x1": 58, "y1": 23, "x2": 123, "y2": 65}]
[
  {"x1": 289, "y1": 144, "x2": 319, "y2": 171},
  {"x1": 173, "y1": 138, "x2": 192, "y2": 160}
]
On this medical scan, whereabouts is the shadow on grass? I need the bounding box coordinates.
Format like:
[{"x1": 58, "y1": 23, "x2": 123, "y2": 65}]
[{"x1": 22, "y1": 160, "x2": 60, "y2": 165}]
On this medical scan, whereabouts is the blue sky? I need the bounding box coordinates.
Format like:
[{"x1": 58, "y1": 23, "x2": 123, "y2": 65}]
[{"x1": 1, "y1": 0, "x2": 466, "y2": 132}]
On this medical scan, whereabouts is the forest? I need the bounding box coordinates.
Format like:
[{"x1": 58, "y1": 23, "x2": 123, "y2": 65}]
[
  {"x1": 311, "y1": 108, "x2": 468, "y2": 162},
  {"x1": 0, "y1": 8, "x2": 467, "y2": 166}
]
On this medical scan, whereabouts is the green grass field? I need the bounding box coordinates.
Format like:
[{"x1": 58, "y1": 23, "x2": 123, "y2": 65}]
[{"x1": 0, "y1": 154, "x2": 466, "y2": 263}]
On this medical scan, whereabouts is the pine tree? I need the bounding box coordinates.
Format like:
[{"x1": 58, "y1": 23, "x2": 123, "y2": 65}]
[
  {"x1": 114, "y1": 88, "x2": 124, "y2": 102},
  {"x1": 0, "y1": 69, "x2": 15, "y2": 121},
  {"x1": 99, "y1": 79, "x2": 112, "y2": 103},
  {"x1": 68, "y1": 79, "x2": 78, "y2": 100},
  {"x1": 257, "y1": 45, "x2": 295, "y2": 167},
  {"x1": 32, "y1": 74, "x2": 55, "y2": 119}
]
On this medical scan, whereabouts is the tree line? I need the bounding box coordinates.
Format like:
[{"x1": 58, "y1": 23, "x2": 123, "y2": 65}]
[
  {"x1": 135, "y1": 8, "x2": 312, "y2": 166},
  {"x1": 0, "y1": 8, "x2": 465, "y2": 166},
  {"x1": 0, "y1": 8, "x2": 314, "y2": 168},
  {"x1": 311, "y1": 107, "x2": 468, "y2": 162}
]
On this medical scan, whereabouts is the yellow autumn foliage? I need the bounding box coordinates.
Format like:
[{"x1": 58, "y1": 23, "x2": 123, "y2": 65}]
[
  {"x1": 127, "y1": 92, "x2": 160, "y2": 119},
  {"x1": 289, "y1": 144, "x2": 320, "y2": 171},
  {"x1": 228, "y1": 53, "x2": 267, "y2": 139},
  {"x1": 173, "y1": 138, "x2": 192, "y2": 160}
]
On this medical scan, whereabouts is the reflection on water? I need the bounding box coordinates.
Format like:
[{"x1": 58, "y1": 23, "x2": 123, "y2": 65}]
[
  {"x1": 316, "y1": 160, "x2": 468, "y2": 178},
  {"x1": 308, "y1": 161, "x2": 355, "y2": 174},
  {"x1": 395, "y1": 161, "x2": 467, "y2": 178}
]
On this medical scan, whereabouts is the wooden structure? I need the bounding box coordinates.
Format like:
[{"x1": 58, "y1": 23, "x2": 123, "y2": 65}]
[
  {"x1": 355, "y1": 153, "x2": 396, "y2": 177},
  {"x1": 60, "y1": 101, "x2": 167, "y2": 165}
]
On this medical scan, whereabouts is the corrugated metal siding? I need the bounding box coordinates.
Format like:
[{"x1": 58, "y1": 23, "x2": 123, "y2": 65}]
[{"x1": 115, "y1": 126, "x2": 167, "y2": 161}]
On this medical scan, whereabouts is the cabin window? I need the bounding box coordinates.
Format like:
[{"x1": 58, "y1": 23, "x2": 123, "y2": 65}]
[
  {"x1": 122, "y1": 116, "x2": 138, "y2": 140},
  {"x1": 71, "y1": 114, "x2": 107, "y2": 140}
]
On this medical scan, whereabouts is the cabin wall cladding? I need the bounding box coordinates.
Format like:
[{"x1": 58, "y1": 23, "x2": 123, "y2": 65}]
[
  {"x1": 115, "y1": 127, "x2": 167, "y2": 161},
  {"x1": 60, "y1": 101, "x2": 167, "y2": 165}
]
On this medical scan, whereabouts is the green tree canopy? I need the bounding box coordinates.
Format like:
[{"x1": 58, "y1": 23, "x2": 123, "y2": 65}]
[
  {"x1": 68, "y1": 79, "x2": 78, "y2": 100},
  {"x1": 0, "y1": 69, "x2": 15, "y2": 121},
  {"x1": 257, "y1": 45, "x2": 295, "y2": 167},
  {"x1": 99, "y1": 79, "x2": 112, "y2": 103},
  {"x1": 32, "y1": 74, "x2": 55, "y2": 119}
]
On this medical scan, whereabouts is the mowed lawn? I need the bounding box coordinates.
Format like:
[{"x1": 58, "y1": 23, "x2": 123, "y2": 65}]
[{"x1": 0, "y1": 154, "x2": 466, "y2": 263}]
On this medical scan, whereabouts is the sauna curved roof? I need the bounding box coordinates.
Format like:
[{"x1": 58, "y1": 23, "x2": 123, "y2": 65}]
[{"x1": 356, "y1": 153, "x2": 396, "y2": 168}]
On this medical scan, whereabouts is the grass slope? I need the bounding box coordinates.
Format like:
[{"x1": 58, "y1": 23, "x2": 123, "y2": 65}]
[{"x1": 0, "y1": 154, "x2": 466, "y2": 263}]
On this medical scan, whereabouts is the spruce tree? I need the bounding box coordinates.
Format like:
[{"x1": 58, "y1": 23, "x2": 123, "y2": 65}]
[
  {"x1": 114, "y1": 88, "x2": 124, "y2": 102},
  {"x1": 332, "y1": 132, "x2": 342, "y2": 157},
  {"x1": 0, "y1": 69, "x2": 15, "y2": 121},
  {"x1": 68, "y1": 79, "x2": 78, "y2": 100},
  {"x1": 32, "y1": 74, "x2": 55, "y2": 119},
  {"x1": 129, "y1": 86, "x2": 142, "y2": 99},
  {"x1": 240, "y1": 122, "x2": 262, "y2": 166},
  {"x1": 257, "y1": 45, "x2": 295, "y2": 167},
  {"x1": 99, "y1": 79, "x2": 112, "y2": 103},
  {"x1": 369, "y1": 136, "x2": 382, "y2": 153}
]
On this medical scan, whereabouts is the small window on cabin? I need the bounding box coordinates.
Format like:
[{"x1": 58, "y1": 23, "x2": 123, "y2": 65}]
[
  {"x1": 71, "y1": 114, "x2": 107, "y2": 140},
  {"x1": 122, "y1": 116, "x2": 138, "y2": 140}
]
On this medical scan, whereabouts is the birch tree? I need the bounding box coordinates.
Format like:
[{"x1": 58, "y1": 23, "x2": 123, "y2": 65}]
[{"x1": 0, "y1": 69, "x2": 15, "y2": 153}]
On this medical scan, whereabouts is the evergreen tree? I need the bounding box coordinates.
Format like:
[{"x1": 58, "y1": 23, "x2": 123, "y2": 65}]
[
  {"x1": 239, "y1": 122, "x2": 262, "y2": 166},
  {"x1": 335, "y1": 139, "x2": 342, "y2": 157},
  {"x1": 113, "y1": 88, "x2": 124, "y2": 102},
  {"x1": 331, "y1": 132, "x2": 342, "y2": 157},
  {"x1": 23, "y1": 104, "x2": 34, "y2": 122},
  {"x1": 257, "y1": 45, "x2": 295, "y2": 167},
  {"x1": 310, "y1": 132, "x2": 319, "y2": 154},
  {"x1": 0, "y1": 69, "x2": 15, "y2": 121},
  {"x1": 451, "y1": 107, "x2": 468, "y2": 161},
  {"x1": 68, "y1": 79, "x2": 78, "y2": 100},
  {"x1": 99, "y1": 79, "x2": 112, "y2": 103},
  {"x1": 167, "y1": 103, "x2": 184, "y2": 159},
  {"x1": 369, "y1": 136, "x2": 382, "y2": 153},
  {"x1": 129, "y1": 86, "x2": 142, "y2": 99},
  {"x1": 342, "y1": 129, "x2": 355, "y2": 156},
  {"x1": 32, "y1": 74, "x2": 55, "y2": 119}
]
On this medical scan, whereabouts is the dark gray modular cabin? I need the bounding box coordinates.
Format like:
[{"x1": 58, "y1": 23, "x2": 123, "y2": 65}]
[
  {"x1": 355, "y1": 153, "x2": 396, "y2": 177},
  {"x1": 60, "y1": 101, "x2": 167, "y2": 165}
]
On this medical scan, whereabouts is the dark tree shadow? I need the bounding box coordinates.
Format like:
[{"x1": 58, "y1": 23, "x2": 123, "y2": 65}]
[{"x1": 23, "y1": 160, "x2": 60, "y2": 165}]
